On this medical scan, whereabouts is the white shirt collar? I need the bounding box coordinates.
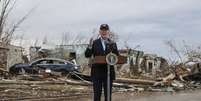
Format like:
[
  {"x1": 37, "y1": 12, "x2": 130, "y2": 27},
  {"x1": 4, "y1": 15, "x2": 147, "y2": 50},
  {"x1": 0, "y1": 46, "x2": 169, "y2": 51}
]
[{"x1": 100, "y1": 37, "x2": 107, "y2": 51}]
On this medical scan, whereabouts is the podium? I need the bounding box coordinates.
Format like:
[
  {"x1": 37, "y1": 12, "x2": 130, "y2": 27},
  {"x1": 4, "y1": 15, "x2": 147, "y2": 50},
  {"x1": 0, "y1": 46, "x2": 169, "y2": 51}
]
[
  {"x1": 92, "y1": 53, "x2": 127, "y2": 101},
  {"x1": 93, "y1": 55, "x2": 127, "y2": 64}
]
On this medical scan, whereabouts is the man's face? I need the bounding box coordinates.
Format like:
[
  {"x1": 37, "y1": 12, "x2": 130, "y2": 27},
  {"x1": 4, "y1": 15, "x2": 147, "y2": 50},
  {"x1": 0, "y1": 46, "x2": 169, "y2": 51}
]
[{"x1": 99, "y1": 30, "x2": 109, "y2": 39}]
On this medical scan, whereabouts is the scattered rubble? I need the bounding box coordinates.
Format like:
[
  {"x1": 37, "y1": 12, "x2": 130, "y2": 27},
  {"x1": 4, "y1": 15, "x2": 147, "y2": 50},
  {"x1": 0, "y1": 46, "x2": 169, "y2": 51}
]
[{"x1": 1, "y1": 47, "x2": 201, "y2": 100}]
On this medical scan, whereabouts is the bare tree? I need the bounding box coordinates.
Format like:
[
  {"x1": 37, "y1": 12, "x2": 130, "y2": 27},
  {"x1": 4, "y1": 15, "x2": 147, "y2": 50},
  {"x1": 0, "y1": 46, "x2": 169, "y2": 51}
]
[
  {"x1": 0, "y1": 0, "x2": 34, "y2": 45},
  {"x1": 0, "y1": 0, "x2": 16, "y2": 36},
  {"x1": 164, "y1": 40, "x2": 183, "y2": 63},
  {"x1": 165, "y1": 40, "x2": 201, "y2": 65},
  {"x1": 72, "y1": 33, "x2": 85, "y2": 44},
  {"x1": 42, "y1": 35, "x2": 48, "y2": 45},
  {"x1": 34, "y1": 38, "x2": 39, "y2": 47},
  {"x1": 61, "y1": 32, "x2": 73, "y2": 45},
  {"x1": 109, "y1": 31, "x2": 118, "y2": 42},
  {"x1": 61, "y1": 31, "x2": 89, "y2": 45},
  {"x1": 183, "y1": 41, "x2": 201, "y2": 63}
]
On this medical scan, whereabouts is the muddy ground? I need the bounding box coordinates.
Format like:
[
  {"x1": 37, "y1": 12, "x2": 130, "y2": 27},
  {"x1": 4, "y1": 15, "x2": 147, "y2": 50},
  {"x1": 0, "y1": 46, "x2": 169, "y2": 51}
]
[
  {"x1": 68, "y1": 90, "x2": 201, "y2": 101},
  {"x1": 0, "y1": 78, "x2": 201, "y2": 101}
]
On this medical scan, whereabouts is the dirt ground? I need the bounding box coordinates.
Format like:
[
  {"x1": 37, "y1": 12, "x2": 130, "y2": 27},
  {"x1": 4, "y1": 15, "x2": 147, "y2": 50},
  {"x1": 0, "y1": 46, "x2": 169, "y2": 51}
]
[
  {"x1": 1, "y1": 79, "x2": 201, "y2": 101},
  {"x1": 1, "y1": 75, "x2": 201, "y2": 101},
  {"x1": 68, "y1": 90, "x2": 201, "y2": 101}
]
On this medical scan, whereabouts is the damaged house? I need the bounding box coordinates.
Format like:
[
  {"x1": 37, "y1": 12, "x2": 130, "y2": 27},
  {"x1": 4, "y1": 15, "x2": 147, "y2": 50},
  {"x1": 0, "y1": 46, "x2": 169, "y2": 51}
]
[
  {"x1": 0, "y1": 44, "x2": 8, "y2": 69},
  {"x1": 7, "y1": 45, "x2": 24, "y2": 69},
  {"x1": 140, "y1": 54, "x2": 169, "y2": 76},
  {"x1": 118, "y1": 49, "x2": 169, "y2": 77},
  {"x1": 29, "y1": 44, "x2": 169, "y2": 77},
  {"x1": 29, "y1": 44, "x2": 89, "y2": 66},
  {"x1": 0, "y1": 42, "x2": 24, "y2": 70},
  {"x1": 55, "y1": 44, "x2": 88, "y2": 66}
]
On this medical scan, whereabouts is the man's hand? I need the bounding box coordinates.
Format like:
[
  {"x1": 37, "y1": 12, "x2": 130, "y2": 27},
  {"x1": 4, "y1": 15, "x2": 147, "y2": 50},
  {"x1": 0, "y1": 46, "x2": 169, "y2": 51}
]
[
  {"x1": 85, "y1": 37, "x2": 94, "y2": 58},
  {"x1": 88, "y1": 38, "x2": 94, "y2": 48}
]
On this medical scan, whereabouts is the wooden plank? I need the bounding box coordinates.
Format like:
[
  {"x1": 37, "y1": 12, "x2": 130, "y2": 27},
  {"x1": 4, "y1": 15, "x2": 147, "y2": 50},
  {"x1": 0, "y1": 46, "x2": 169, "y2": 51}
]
[{"x1": 115, "y1": 78, "x2": 156, "y2": 85}]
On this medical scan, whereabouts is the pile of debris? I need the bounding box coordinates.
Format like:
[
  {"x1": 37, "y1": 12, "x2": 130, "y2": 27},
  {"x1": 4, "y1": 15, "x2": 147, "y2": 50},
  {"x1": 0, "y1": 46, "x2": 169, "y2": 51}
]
[
  {"x1": 0, "y1": 60, "x2": 201, "y2": 100},
  {"x1": 0, "y1": 68, "x2": 11, "y2": 79}
]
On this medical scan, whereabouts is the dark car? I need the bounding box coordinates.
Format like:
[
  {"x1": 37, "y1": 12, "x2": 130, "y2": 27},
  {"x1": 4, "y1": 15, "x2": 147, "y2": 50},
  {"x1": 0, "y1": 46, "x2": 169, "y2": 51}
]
[{"x1": 9, "y1": 58, "x2": 80, "y2": 75}]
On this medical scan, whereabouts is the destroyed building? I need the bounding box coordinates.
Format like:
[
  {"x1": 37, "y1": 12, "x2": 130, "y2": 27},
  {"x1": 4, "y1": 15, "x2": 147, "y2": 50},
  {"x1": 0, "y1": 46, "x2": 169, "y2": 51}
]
[
  {"x1": 28, "y1": 44, "x2": 169, "y2": 77},
  {"x1": 0, "y1": 42, "x2": 24, "y2": 70},
  {"x1": 29, "y1": 46, "x2": 48, "y2": 61},
  {"x1": 55, "y1": 44, "x2": 88, "y2": 66},
  {"x1": 0, "y1": 44, "x2": 8, "y2": 69},
  {"x1": 29, "y1": 44, "x2": 89, "y2": 66},
  {"x1": 7, "y1": 45, "x2": 24, "y2": 70},
  {"x1": 140, "y1": 54, "x2": 169, "y2": 77},
  {"x1": 118, "y1": 49, "x2": 169, "y2": 77}
]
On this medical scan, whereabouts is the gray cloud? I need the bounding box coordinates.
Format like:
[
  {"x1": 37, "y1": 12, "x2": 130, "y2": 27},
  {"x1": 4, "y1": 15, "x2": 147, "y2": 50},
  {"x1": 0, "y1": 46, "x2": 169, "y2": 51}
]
[{"x1": 9, "y1": 0, "x2": 201, "y2": 59}]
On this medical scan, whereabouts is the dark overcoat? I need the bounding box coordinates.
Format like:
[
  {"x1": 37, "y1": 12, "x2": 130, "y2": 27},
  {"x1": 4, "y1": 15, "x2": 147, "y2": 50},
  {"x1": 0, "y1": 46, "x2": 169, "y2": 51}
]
[{"x1": 85, "y1": 38, "x2": 119, "y2": 80}]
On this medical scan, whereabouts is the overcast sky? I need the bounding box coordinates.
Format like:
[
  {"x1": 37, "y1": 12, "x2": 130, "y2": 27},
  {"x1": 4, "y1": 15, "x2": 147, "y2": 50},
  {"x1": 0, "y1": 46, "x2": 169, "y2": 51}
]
[{"x1": 9, "y1": 0, "x2": 201, "y2": 59}]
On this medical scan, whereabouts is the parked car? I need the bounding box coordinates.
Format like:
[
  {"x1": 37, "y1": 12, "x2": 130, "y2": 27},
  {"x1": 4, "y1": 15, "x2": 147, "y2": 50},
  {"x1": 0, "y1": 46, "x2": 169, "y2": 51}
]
[{"x1": 9, "y1": 58, "x2": 81, "y2": 75}]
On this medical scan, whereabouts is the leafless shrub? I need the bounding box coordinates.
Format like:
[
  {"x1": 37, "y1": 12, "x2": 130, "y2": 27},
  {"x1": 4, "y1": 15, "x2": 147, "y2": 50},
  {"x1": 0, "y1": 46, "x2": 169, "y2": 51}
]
[
  {"x1": 183, "y1": 41, "x2": 201, "y2": 63},
  {"x1": 165, "y1": 40, "x2": 201, "y2": 65},
  {"x1": 164, "y1": 40, "x2": 183, "y2": 63},
  {"x1": 0, "y1": 0, "x2": 34, "y2": 45}
]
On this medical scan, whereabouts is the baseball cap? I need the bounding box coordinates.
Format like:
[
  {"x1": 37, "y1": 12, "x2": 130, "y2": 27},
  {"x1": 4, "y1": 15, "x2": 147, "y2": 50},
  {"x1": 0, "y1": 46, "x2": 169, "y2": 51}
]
[{"x1": 100, "y1": 24, "x2": 109, "y2": 30}]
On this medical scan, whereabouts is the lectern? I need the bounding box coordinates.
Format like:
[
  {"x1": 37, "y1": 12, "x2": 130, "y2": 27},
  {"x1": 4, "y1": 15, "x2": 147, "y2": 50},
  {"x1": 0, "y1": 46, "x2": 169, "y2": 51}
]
[{"x1": 93, "y1": 53, "x2": 127, "y2": 101}]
